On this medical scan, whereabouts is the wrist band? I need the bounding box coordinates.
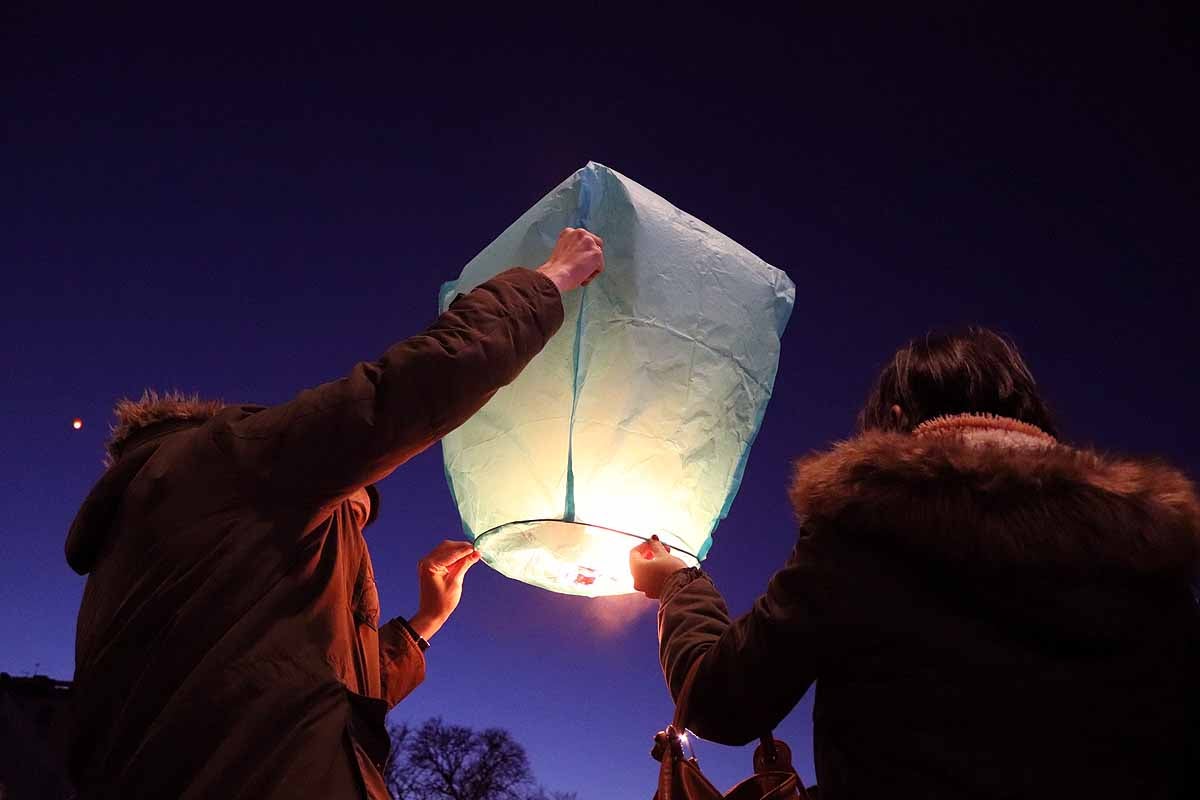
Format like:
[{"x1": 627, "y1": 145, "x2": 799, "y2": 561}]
[{"x1": 397, "y1": 617, "x2": 429, "y2": 651}]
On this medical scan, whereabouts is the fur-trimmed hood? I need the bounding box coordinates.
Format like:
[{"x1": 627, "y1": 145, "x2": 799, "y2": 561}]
[
  {"x1": 789, "y1": 426, "x2": 1200, "y2": 579},
  {"x1": 68, "y1": 390, "x2": 383, "y2": 575},
  {"x1": 104, "y1": 390, "x2": 226, "y2": 466},
  {"x1": 67, "y1": 391, "x2": 227, "y2": 574}
]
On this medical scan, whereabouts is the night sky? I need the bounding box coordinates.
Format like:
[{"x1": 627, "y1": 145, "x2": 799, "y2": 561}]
[{"x1": 2, "y1": 4, "x2": 1196, "y2": 797}]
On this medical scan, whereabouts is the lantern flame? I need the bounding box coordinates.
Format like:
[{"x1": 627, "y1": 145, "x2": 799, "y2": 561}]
[{"x1": 72, "y1": 418, "x2": 83, "y2": 430}]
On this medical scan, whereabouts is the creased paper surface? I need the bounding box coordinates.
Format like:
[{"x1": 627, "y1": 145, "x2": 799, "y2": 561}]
[{"x1": 440, "y1": 162, "x2": 795, "y2": 596}]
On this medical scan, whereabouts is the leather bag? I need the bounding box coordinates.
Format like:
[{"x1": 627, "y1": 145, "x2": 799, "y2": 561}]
[{"x1": 650, "y1": 659, "x2": 811, "y2": 800}]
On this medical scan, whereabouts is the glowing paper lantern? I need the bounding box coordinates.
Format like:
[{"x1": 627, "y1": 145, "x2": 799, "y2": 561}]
[{"x1": 440, "y1": 162, "x2": 794, "y2": 596}]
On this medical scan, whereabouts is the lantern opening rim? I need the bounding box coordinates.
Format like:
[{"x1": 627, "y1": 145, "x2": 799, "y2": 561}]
[{"x1": 473, "y1": 517, "x2": 701, "y2": 563}]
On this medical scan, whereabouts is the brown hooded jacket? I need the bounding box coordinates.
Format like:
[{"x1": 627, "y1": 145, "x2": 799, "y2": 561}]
[{"x1": 64, "y1": 268, "x2": 564, "y2": 799}]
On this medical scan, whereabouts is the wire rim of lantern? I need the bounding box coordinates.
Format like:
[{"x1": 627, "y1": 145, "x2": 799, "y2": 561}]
[{"x1": 473, "y1": 518, "x2": 702, "y2": 564}]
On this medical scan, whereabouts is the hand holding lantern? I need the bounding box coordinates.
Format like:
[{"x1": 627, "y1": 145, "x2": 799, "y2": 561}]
[
  {"x1": 630, "y1": 537, "x2": 687, "y2": 599},
  {"x1": 535, "y1": 227, "x2": 604, "y2": 293},
  {"x1": 409, "y1": 540, "x2": 483, "y2": 640}
]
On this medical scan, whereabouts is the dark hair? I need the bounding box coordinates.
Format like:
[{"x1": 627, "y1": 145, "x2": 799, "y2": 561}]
[{"x1": 858, "y1": 328, "x2": 1057, "y2": 436}]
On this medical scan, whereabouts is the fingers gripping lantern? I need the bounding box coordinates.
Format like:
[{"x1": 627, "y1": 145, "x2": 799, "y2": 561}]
[{"x1": 439, "y1": 163, "x2": 795, "y2": 596}]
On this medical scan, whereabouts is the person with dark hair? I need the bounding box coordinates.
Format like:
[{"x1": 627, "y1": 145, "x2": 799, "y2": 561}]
[
  {"x1": 632, "y1": 328, "x2": 1199, "y2": 799},
  {"x1": 856, "y1": 327, "x2": 1057, "y2": 436},
  {"x1": 65, "y1": 228, "x2": 603, "y2": 799}
]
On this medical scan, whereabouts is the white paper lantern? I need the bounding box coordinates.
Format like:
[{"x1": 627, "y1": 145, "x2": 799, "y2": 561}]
[{"x1": 440, "y1": 163, "x2": 794, "y2": 596}]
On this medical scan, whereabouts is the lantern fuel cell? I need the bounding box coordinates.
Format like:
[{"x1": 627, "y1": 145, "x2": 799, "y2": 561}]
[{"x1": 440, "y1": 162, "x2": 795, "y2": 596}]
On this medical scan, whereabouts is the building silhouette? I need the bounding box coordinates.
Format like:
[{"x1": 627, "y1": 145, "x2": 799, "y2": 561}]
[{"x1": 0, "y1": 673, "x2": 74, "y2": 800}]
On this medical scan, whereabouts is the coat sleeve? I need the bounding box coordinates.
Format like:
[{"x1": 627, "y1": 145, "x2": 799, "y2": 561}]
[
  {"x1": 658, "y1": 529, "x2": 840, "y2": 745},
  {"x1": 217, "y1": 268, "x2": 564, "y2": 515},
  {"x1": 378, "y1": 618, "x2": 427, "y2": 709}
]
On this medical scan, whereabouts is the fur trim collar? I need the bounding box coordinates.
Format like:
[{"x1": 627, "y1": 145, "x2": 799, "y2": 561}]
[
  {"x1": 913, "y1": 413, "x2": 1056, "y2": 450},
  {"x1": 105, "y1": 389, "x2": 225, "y2": 465},
  {"x1": 789, "y1": 424, "x2": 1200, "y2": 577}
]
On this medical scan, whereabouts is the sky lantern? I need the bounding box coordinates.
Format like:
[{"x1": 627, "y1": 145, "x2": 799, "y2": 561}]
[
  {"x1": 440, "y1": 163, "x2": 795, "y2": 596},
  {"x1": 72, "y1": 418, "x2": 83, "y2": 430}
]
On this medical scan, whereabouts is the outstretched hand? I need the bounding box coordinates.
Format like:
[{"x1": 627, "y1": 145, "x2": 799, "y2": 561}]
[
  {"x1": 630, "y1": 537, "x2": 688, "y2": 600},
  {"x1": 409, "y1": 540, "x2": 483, "y2": 641},
  {"x1": 536, "y1": 227, "x2": 604, "y2": 294}
]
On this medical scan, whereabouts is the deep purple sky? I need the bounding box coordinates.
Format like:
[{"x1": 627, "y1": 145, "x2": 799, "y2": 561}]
[{"x1": 2, "y1": 4, "x2": 1196, "y2": 797}]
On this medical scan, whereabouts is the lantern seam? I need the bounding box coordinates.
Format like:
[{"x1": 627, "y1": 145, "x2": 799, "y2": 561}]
[
  {"x1": 563, "y1": 292, "x2": 586, "y2": 523},
  {"x1": 562, "y1": 163, "x2": 601, "y2": 523}
]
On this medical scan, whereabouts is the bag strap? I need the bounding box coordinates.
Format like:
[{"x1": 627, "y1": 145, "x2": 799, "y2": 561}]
[
  {"x1": 671, "y1": 655, "x2": 777, "y2": 761},
  {"x1": 670, "y1": 657, "x2": 703, "y2": 731}
]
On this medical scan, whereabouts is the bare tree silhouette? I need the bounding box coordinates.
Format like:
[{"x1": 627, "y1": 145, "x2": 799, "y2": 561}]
[
  {"x1": 384, "y1": 722, "x2": 419, "y2": 800},
  {"x1": 385, "y1": 718, "x2": 576, "y2": 800}
]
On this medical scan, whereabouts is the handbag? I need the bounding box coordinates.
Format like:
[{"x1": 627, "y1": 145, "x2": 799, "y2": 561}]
[{"x1": 650, "y1": 659, "x2": 812, "y2": 800}]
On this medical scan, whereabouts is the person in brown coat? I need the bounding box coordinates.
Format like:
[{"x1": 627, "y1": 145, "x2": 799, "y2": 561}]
[
  {"x1": 64, "y1": 228, "x2": 604, "y2": 799},
  {"x1": 631, "y1": 328, "x2": 1199, "y2": 799}
]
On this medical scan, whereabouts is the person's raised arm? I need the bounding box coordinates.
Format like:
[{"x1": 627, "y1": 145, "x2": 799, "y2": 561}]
[
  {"x1": 217, "y1": 228, "x2": 603, "y2": 517},
  {"x1": 631, "y1": 533, "x2": 831, "y2": 745}
]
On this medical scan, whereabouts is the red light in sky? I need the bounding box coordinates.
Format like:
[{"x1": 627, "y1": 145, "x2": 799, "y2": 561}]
[{"x1": 72, "y1": 418, "x2": 83, "y2": 430}]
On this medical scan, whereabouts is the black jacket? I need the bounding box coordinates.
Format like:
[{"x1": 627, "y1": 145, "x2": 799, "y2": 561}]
[{"x1": 659, "y1": 425, "x2": 1200, "y2": 799}]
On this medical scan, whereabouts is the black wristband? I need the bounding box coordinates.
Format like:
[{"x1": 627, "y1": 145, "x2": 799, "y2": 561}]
[{"x1": 396, "y1": 616, "x2": 429, "y2": 651}]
